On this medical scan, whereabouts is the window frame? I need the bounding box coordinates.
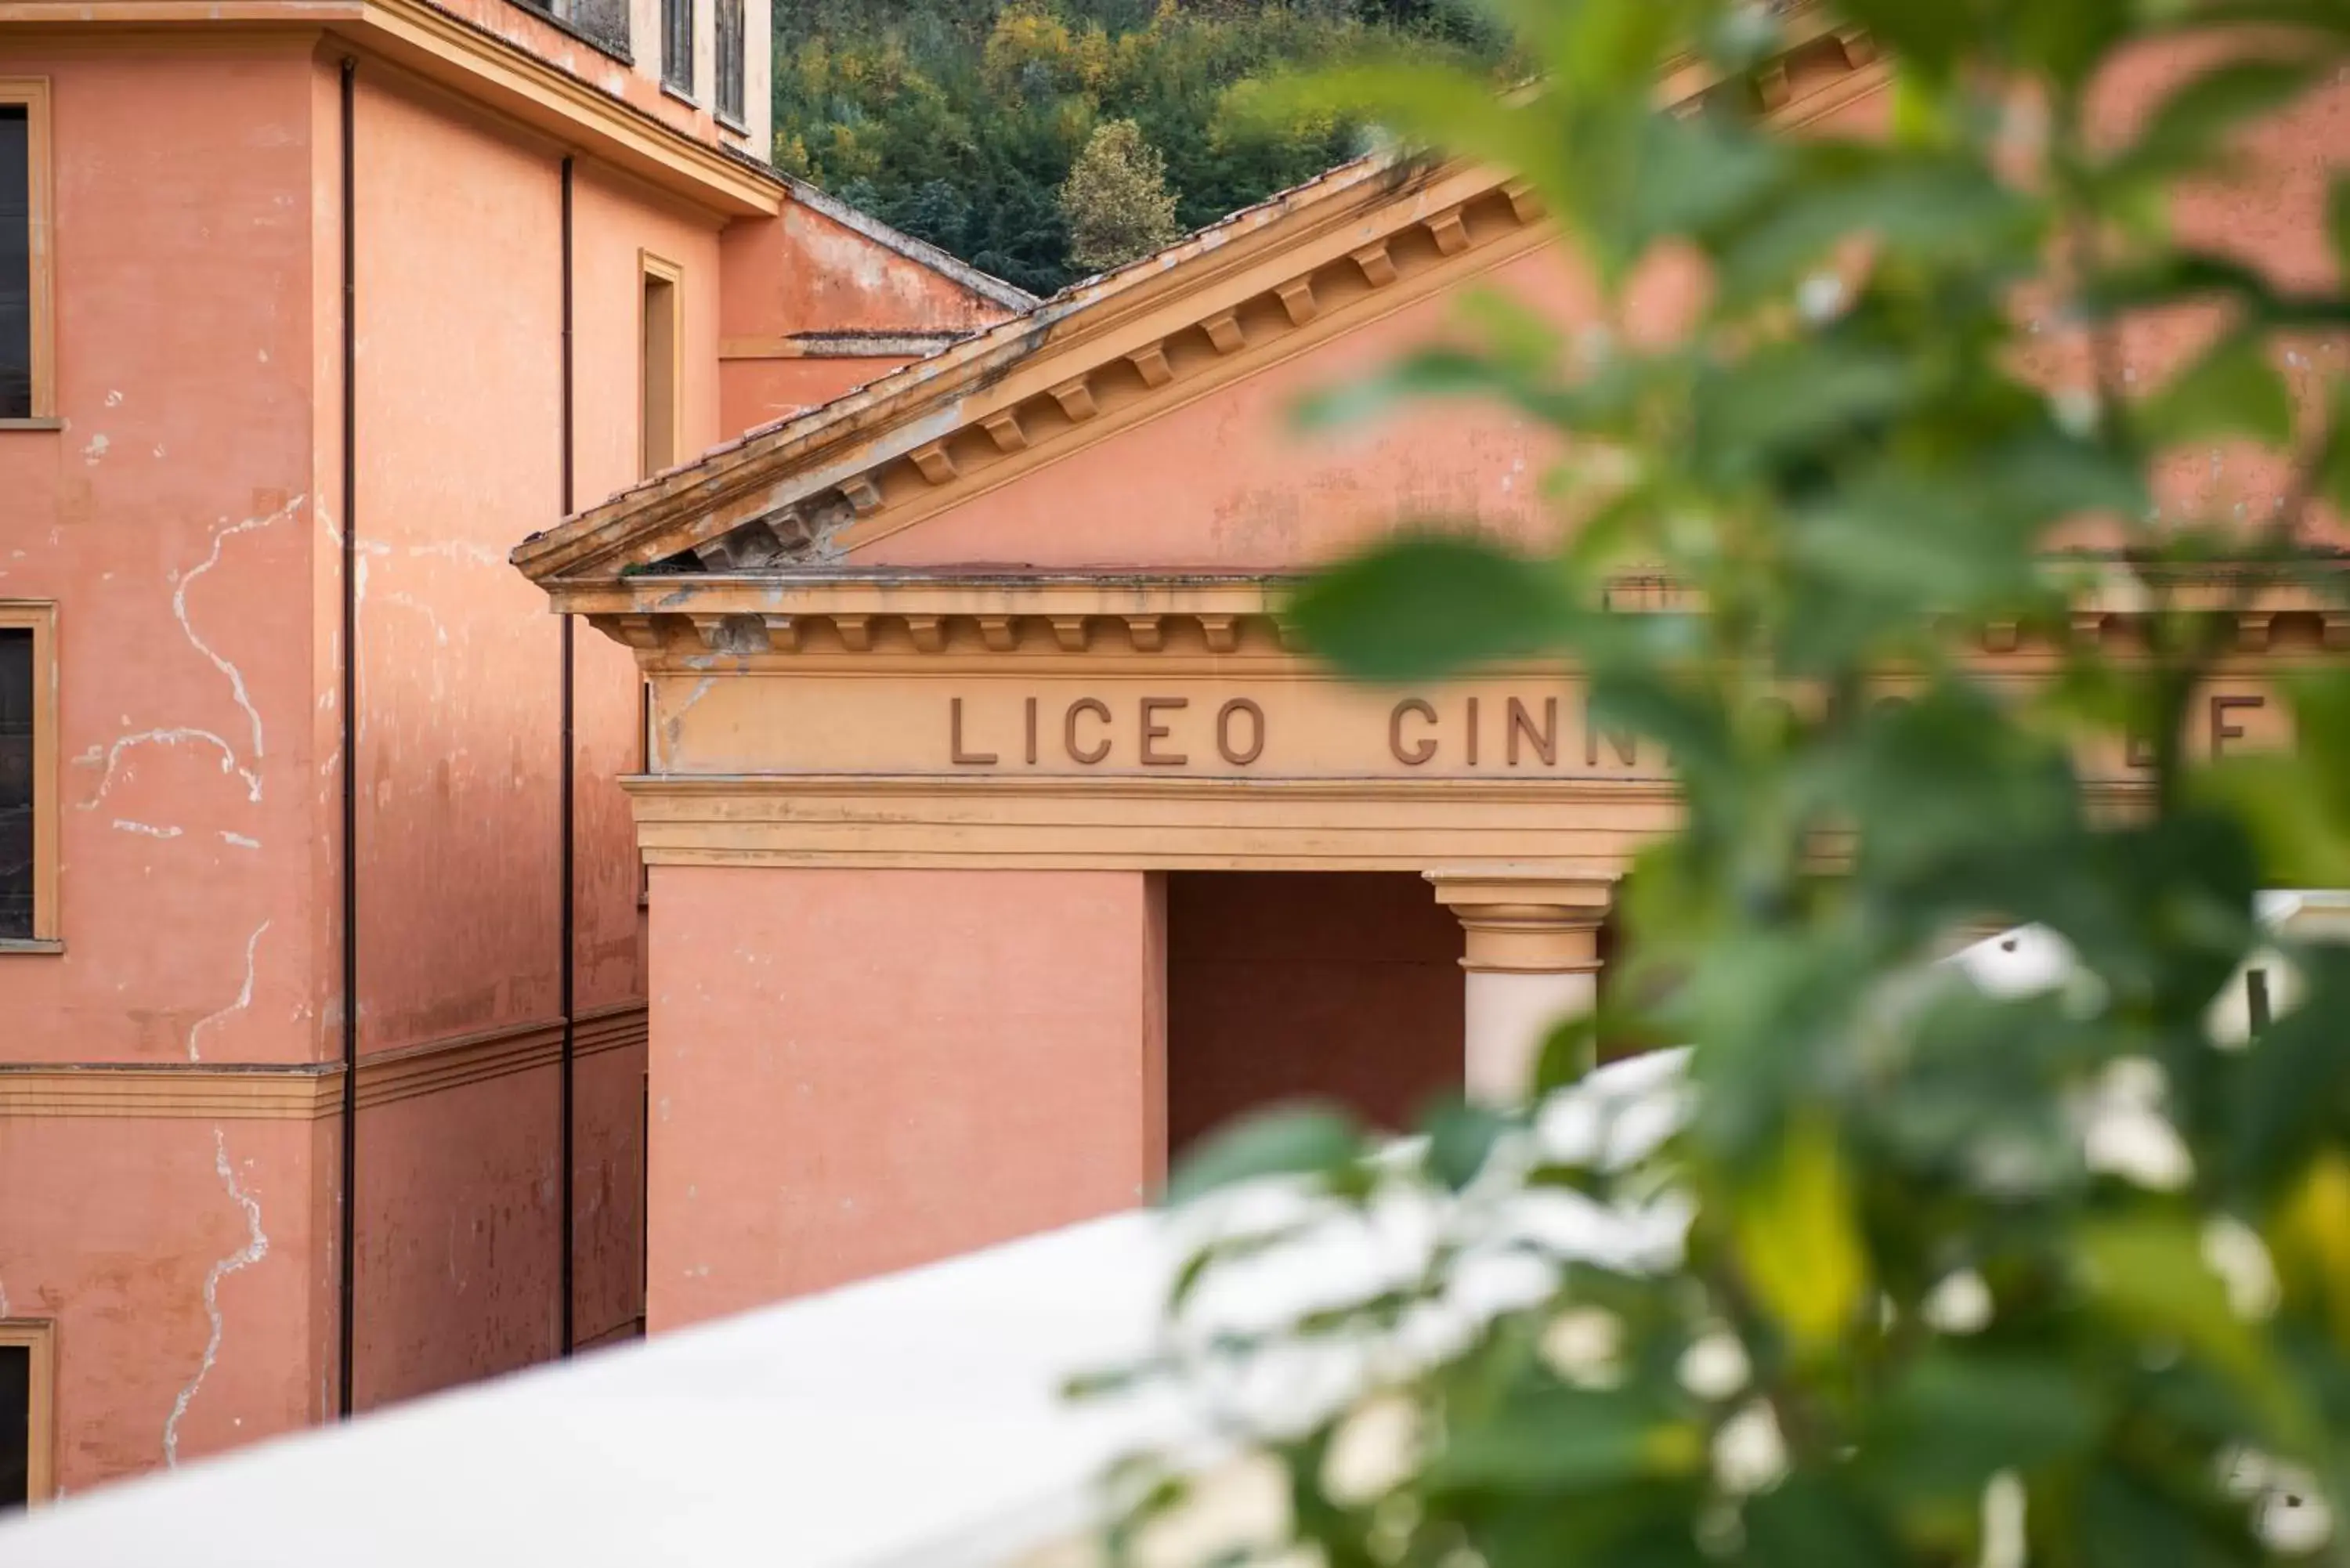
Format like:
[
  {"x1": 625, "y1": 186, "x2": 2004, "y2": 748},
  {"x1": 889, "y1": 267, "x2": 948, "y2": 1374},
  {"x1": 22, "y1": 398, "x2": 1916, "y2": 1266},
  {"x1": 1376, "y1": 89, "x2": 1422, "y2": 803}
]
[
  {"x1": 0, "y1": 78, "x2": 56, "y2": 426},
  {"x1": 638, "y1": 251, "x2": 682, "y2": 481},
  {"x1": 713, "y1": 0, "x2": 745, "y2": 129},
  {"x1": 659, "y1": 0, "x2": 695, "y2": 98},
  {"x1": 0, "y1": 1319, "x2": 56, "y2": 1508},
  {"x1": 0, "y1": 602, "x2": 57, "y2": 952}
]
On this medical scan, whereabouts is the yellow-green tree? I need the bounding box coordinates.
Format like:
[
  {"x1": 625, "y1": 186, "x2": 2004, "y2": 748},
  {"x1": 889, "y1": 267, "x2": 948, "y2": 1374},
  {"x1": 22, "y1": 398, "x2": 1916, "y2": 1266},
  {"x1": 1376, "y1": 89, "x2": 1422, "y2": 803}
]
[{"x1": 1060, "y1": 118, "x2": 1184, "y2": 275}]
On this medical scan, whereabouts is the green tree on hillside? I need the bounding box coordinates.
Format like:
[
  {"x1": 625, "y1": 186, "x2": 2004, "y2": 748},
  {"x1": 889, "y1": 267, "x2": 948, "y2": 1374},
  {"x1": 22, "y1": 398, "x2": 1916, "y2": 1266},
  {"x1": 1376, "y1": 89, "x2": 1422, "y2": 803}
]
[
  {"x1": 772, "y1": 1, "x2": 1509, "y2": 294},
  {"x1": 1061, "y1": 119, "x2": 1184, "y2": 274}
]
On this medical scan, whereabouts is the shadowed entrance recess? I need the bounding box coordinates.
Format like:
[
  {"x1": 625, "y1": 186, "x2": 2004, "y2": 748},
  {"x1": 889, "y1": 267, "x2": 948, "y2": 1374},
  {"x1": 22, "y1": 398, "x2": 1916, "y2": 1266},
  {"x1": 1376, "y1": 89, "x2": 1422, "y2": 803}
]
[{"x1": 1166, "y1": 873, "x2": 1464, "y2": 1158}]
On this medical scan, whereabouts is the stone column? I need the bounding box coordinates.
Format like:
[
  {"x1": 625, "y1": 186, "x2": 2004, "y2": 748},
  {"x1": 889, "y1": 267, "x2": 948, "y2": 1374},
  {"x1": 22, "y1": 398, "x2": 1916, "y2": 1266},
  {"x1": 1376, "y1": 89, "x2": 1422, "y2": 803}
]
[{"x1": 1426, "y1": 867, "x2": 1614, "y2": 1104}]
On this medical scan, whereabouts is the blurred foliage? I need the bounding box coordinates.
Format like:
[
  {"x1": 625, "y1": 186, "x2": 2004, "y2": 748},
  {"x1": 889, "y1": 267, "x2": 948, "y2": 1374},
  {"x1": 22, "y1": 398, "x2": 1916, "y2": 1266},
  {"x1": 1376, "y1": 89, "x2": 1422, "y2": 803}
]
[
  {"x1": 1108, "y1": 1, "x2": 2350, "y2": 1563},
  {"x1": 770, "y1": 0, "x2": 1511, "y2": 294}
]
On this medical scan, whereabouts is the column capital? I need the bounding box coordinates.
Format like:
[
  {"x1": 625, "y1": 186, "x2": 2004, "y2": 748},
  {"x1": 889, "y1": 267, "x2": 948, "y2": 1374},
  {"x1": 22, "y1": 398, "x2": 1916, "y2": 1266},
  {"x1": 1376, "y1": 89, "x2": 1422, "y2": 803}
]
[{"x1": 1425, "y1": 863, "x2": 1615, "y2": 975}]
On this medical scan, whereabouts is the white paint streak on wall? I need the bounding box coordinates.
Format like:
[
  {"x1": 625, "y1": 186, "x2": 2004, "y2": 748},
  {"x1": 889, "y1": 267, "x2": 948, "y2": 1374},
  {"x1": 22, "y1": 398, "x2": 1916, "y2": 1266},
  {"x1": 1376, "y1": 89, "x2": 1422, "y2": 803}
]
[
  {"x1": 162, "y1": 1129, "x2": 270, "y2": 1469},
  {"x1": 656, "y1": 677, "x2": 717, "y2": 771},
  {"x1": 81, "y1": 432, "x2": 109, "y2": 464},
  {"x1": 81, "y1": 727, "x2": 262, "y2": 806},
  {"x1": 186, "y1": 920, "x2": 270, "y2": 1062},
  {"x1": 112, "y1": 819, "x2": 183, "y2": 840},
  {"x1": 172, "y1": 491, "x2": 304, "y2": 800},
  {"x1": 219, "y1": 832, "x2": 260, "y2": 851}
]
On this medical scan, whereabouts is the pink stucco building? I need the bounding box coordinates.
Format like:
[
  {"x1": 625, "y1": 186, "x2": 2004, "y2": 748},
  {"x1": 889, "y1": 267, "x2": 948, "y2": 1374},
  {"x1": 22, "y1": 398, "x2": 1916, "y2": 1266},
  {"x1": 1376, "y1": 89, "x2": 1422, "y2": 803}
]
[{"x1": 0, "y1": 0, "x2": 1021, "y2": 1502}]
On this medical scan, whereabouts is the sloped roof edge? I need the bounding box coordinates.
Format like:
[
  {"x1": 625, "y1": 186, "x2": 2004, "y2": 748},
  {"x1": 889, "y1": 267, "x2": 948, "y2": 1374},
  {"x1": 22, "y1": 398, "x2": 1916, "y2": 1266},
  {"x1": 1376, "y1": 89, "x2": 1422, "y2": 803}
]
[
  {"x1": 779, "y1": 172, "x2": 1040, "y2": 313},
  {"x1": 510, "y1": 151, "x2": 1455, "y2": 584},
  {"x1": 514, "y1": 10, "x2": 1886, "y2": 588}
]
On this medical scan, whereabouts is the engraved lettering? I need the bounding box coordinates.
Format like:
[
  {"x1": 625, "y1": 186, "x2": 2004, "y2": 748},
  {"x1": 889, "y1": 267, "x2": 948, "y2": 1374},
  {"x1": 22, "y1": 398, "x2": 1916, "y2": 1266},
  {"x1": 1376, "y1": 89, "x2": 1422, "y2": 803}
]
[
  {"x1": 1507, "y1": 696, "x2": 1557, "y2": 767},
  {"x1": 1216, "y1": 699, "x2": 1265, "y2": 766},
  {"x1": 2211, "y1": 693, "x2": 2264, "y2": 757},
  {"x1": 1025, "y1": 696, "x2": 1039, "y2": 766},
  {"x1": 1583, "y1": 700, "x2": 1638, "y2": 768},
  {"x1": 1389, "y1": 699, "x2": 1437, "y2": 766},
  {"x1": 949, "y1": 698, "x2": 997, "y2": 767},
  {"x1": 1065, "y1": 698, "x2": 1112, "y2": 765},
  {"x1": 2126, "y1": 733, "x2": 2157, "y2": 769},
  {"x1": 1141, "y1": 697, "x2": 1188, "y2": 766},
  {"x1": 1465, "y1": 696, "x2": 1480, "y2": 768}
]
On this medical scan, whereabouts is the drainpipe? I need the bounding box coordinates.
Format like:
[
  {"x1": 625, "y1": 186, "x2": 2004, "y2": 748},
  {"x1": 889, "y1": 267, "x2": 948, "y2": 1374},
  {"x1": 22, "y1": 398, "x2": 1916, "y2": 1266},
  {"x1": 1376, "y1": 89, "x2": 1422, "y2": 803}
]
[
  {"x1": 336, "y1": 54, "x2": 360, "y2": 1422},
  {"x1": 559, "y1": 154, "x2": 577, "y2": 1357}
]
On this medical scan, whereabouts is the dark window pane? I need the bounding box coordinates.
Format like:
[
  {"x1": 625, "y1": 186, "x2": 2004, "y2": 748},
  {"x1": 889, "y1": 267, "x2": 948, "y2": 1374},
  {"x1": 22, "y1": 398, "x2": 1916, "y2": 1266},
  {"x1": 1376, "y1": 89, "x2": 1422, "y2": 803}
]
[
  {"x1": 716, "y1": 0, "x2": 743, "y2": 121},
  {"x1": 570, "y1": 0, "x2": 630, "y2": 53},
  {"x1": 0, "y1": 107, "x2": 30, "y2": 421},
  {"x1": 0, "y1": 628, "x2": 31, "y2": 941},
  {"x1": 0, "y1": 1344, "x2": 28, "y2": 1511},
  {"x1": 662, "y1": 0, "x2": 693, "y2": 92}
]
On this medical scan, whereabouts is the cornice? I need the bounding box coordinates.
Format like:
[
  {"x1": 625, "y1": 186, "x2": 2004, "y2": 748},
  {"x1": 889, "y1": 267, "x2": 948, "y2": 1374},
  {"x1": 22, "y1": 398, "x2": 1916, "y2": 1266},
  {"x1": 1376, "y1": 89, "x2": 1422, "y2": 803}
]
[
  {"x1": 515, "y1": 24, "x2": 1893, "y2": 591},
  {"x1": 570, "y1": 569, "x2": 2348, "y2": 670},
  {"x1": 0, "y1": 0, "x2": 786, "y2": 218}
]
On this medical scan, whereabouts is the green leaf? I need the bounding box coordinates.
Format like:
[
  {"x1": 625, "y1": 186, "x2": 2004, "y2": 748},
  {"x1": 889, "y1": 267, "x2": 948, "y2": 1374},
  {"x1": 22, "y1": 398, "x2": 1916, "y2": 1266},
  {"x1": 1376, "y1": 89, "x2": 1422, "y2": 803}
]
[
  {"x1": 2196, "y1": 754, "x2": 2350, "y2": 885},
  {"x1": 2078, "y1": 1219, "x2": 2306, "y2": 1443},
  {"x1": 1731, "y1": 1117, "x2": 1870, "y2": 1352},
  {"x1": 1423, "y1": 1098, "x2": 1511, "y2": 1192},
  {"x1": 1744, "y1": 1473, "x2": 1900, "y2": 1568},
  {"x1": 1864, "y1": 1352, "x2": 2103, "y2": 1498},
  {"x1": 1286, "y1": 535, "x2": 1574, "y2": 684},
  {"x1": 1162, "y1": 1104, "x2": 1361, "y2": 1207},
  {"x1": 2316, "y1": 375, "x2": 2350, "y2": 520},
  {"x1": 2117, "y1": 56, "x2": 2326, "y2": 182},
  {"x1": 1828, "y1": 0, "x2": 1972, "y2": 75},
  {"x1": 1430, "y1": 1387, "x2": 1704, "y2": 1492},
  {"x1": 2138, "y1": 332, "x2": 2294, "y2": 449}
]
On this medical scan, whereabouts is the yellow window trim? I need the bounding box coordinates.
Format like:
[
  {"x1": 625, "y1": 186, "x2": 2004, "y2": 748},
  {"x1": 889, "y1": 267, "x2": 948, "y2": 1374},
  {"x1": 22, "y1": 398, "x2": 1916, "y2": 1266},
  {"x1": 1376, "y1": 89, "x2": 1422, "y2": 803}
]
[
  {"x1": 0, "y1": 78, "x2": 56, "y2": 421},
  {"x1": 0, "y1": 1318, "x2": 56, "y2": 1505},
  {"x1": 0, "y1": 601, "x2": 59, "y2": 948}
]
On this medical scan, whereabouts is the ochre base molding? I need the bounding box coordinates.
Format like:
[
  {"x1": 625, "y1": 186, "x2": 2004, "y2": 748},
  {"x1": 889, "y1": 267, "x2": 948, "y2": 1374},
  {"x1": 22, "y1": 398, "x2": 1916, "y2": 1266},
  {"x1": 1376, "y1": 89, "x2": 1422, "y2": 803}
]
[
  {"x1": 0, "y1": 1001, "x2": 648, "y2": 1121},
  {"x1": 629, "y1": 775, "x2": 2167, "y2": 873}
]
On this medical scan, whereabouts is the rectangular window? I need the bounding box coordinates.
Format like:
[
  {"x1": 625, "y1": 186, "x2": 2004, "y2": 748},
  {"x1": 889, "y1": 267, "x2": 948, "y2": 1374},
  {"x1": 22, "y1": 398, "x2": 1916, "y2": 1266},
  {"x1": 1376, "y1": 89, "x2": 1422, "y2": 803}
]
[
  {"x1": 714, "y1": 0, "x2": 744, "y2": 125},
  {"x1": 639, "y1": 255, "x2": 680, "y2": 479},
  {"x1": 661, "y1": 0, "x2": 693, "y2": 96},
  {"x1": 0, "y1": 81, "x2": 56, "y2": 422},
  {"x1": 0, "y1": 1322, "x2": 55, "y2": 1511},
  {"x1": 511, "y1": 0, "x2": 629, "y2": 55},
  {"x1": 0, "y1": 604, "x2": 58, "y2": 948}
]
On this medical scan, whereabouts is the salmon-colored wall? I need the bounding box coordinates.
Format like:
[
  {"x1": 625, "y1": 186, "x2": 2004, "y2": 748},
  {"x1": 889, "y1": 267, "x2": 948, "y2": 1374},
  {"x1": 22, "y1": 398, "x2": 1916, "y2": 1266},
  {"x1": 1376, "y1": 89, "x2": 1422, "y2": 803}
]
[
  {"x1": 644, "y1": 864, "x2": 1165, "y2": 1329},
  {"x1": 0, "y1": 1118, "x2": 331, "y2": 1492},
  {"x1": 718, "y1": 354, "x2": 915, "y2": 443},
  {"x1": 351, "y1": 69, "x2": 564, "y2": 1057},
  {"x1": 0, "y1": 45, "x2": 326, "y2": 1068},
  {"x1": 0, "y1": 46, "x2": 338, "y2": 1495},
  {"x1": 352, "y1": 1068, "x2": 564, "y2": 1405},
  {"x1": 344, "y1": 72, "x2": 711, "y2": 1404},
  {"x1": 715, "y1": 198, "x2": 1019, "y2": 437},
  {"x1": 1165, "y1": 873, "x2": 1463, "y2": 1159},
  {"x1": 721, "y1": 201, "x2": 1011, "y2": 341}
]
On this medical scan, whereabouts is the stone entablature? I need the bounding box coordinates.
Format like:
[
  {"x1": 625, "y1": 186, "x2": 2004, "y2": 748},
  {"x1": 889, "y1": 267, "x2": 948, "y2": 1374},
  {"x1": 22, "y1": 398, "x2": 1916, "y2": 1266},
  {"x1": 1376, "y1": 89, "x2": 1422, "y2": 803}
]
[{"x1": 600, "y1": 571, "x2": 2332, "y2": 873}]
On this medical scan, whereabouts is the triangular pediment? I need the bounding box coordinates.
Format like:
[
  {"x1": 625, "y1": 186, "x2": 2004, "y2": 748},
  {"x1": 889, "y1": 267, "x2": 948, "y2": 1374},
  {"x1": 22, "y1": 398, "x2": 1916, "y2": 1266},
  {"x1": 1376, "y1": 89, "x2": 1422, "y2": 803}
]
[{"x1": 512, "y1": 15, "x2": 1890, "y2": 606}]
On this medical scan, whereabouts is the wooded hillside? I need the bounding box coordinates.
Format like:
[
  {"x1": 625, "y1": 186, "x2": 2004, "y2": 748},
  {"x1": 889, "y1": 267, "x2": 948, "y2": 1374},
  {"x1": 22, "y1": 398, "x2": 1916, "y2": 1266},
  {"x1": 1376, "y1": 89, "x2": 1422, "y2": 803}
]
[{"x1": 772, "y1": 1, "x2": 1508, "y2": 296}]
